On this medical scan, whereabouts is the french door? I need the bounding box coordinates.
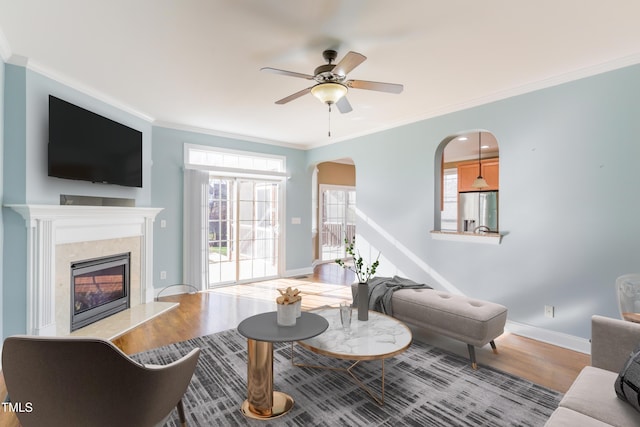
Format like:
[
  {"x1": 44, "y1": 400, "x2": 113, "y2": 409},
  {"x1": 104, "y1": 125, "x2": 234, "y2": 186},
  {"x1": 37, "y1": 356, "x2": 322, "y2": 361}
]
[
  {"x1": 320, "y1": 185, "x2": 356, "y2": 262},
  {"x1": 207, "y1": 177, "x2": 280, "y2": 287}
]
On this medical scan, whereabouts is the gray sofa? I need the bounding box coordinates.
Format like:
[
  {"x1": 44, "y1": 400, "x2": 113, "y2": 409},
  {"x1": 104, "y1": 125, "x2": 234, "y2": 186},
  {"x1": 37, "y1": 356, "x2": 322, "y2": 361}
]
[{"x1": 545, "y1": 315, "x2": 640, "y2": 426}]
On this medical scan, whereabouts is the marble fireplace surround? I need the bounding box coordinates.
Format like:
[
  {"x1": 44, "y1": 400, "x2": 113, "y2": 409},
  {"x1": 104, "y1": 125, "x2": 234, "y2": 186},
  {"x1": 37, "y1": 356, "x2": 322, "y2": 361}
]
[{"x1": 7, "y1": 204, "x2": 163, "y2": 336}]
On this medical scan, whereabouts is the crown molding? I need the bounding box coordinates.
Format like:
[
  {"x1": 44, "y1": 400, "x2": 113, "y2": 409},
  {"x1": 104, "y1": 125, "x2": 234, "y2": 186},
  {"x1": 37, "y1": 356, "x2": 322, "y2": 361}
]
[
  {"x1": 152, "y1": 120, "x2": 304, "y2": 150},
  {"x1": 310, "y1": 52, "x2": 640, "y2": 150},
  {"x1": 400, "y1": 52, "x2": 640, "y2": 131},
  {"x1": 12, "y1": 56, "x2": 154, "y2": 122},
  {"x1": 4, "y1": 48, "x2": 640, "y2": 151}
]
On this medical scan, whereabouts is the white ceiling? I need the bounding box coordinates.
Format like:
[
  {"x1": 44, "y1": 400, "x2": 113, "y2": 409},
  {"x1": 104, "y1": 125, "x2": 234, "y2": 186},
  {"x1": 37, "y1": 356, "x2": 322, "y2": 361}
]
[
  {"x1": 445, "y1": 132, "x2": 498, "y2": 163},
  {"x1": 1, "y1": 1, "x2": 639, "y2": 149}
]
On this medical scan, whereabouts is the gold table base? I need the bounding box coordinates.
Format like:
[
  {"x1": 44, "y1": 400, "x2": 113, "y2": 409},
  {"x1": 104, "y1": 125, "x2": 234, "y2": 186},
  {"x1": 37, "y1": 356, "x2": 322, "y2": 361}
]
[
  {"x1": 242, "y1": 339, "x2": 295, "y2": 419},
  {"x1": 241, "y1": 391, "x2": 294, "y2": 420},
  {"x1": 291, "y1": 343, "x2": 387, "y2": 405}
]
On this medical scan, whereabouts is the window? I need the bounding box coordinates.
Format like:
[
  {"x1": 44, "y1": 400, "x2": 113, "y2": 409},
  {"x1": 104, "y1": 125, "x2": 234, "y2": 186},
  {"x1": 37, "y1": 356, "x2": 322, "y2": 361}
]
[
  {"x1": 441, "y1": 168, "x2": 458, "y2": 232},
  {"x1": 185, "y1": 144, "x2": 285, "y2": 176}
]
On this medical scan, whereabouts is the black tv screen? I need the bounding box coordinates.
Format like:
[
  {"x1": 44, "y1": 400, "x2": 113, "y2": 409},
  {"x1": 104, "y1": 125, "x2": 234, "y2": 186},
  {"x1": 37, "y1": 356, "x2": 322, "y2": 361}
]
[{"x1": 48, "y1": 95, "x2": 143, "y2": 188}]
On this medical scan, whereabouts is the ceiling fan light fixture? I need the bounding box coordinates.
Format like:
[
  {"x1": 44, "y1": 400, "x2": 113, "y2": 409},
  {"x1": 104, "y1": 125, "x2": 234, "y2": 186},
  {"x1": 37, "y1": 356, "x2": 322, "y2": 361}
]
[{"x1": 311, "y1": 82, "x2": 347, "y2": 105}]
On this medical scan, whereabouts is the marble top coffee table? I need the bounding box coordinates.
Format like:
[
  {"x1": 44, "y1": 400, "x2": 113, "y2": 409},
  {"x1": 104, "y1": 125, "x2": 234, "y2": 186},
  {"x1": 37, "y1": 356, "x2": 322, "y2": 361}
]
[{"x1": 293, "y1": 307, "x2": 412, "y2": 405}]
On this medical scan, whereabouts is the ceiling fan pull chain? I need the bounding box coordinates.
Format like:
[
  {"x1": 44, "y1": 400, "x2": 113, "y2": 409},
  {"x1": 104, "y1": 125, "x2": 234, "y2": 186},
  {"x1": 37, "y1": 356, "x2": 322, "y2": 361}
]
[{"x1": 328, "y1": 104, "x2": 332, "y2": 137}]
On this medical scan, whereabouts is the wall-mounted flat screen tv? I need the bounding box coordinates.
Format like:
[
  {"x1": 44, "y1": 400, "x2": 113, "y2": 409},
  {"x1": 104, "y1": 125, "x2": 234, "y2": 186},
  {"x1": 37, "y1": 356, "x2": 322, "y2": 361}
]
[{"x1": 48, "y1": 95, "x2": 143, "y2": 188}]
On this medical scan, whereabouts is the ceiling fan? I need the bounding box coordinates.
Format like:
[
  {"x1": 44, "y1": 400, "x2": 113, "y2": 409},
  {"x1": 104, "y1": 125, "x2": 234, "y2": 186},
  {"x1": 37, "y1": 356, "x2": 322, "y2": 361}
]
[{"x1": 261, "y1": 49, "x2": 403, "y2": 114}]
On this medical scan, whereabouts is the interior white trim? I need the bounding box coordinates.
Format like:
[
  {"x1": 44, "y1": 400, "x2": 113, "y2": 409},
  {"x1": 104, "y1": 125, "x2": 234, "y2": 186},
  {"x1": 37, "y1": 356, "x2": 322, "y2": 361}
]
[
  {"x1": 506, "y1": 319, "x2": 591, "y2": 354},
  {"x1": 13, "y1": 56, "x2": 154, "y2": 122},
  {"x1": 430, "y1": 230, "x2": 502, "y2": 245},
  {"x1": 284, "y1": 267, "x2": 314, "y2": 278},
  {"x1": 3, "y1": 47, "x2": 638, "y2": 150},
  {"x1": 5, "y1": 204, "x2": 162, "y2": 336},
  {"x1": 155, "y1": 120, "x2": 301, "y2": 149}
]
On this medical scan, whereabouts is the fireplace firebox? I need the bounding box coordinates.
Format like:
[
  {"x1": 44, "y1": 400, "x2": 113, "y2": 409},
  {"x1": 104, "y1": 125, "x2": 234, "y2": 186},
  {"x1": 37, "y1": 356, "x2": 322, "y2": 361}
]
[{"x1": 71, "y1": 253, "x2": 131, "y2": 331}]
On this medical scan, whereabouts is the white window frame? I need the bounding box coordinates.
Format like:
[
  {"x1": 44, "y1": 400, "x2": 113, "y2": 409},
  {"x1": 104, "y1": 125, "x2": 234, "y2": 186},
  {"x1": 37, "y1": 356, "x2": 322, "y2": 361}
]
[{"x1": 184, "y1": 143, "x2": 287, "y2": 181}]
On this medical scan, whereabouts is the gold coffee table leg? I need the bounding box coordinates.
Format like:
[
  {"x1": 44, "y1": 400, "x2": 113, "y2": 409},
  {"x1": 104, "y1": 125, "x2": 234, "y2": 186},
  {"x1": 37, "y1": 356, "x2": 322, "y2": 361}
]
[
  {"x1": 242, "y1": 339, "x2": 294, "y2": 419},
  {"x1": 291, "y1": 343, "x2": 386, "y2": 405}
]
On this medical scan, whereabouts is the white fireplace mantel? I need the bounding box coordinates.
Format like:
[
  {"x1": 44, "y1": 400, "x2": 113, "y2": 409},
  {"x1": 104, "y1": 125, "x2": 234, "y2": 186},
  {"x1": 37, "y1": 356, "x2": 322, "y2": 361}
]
[{"x1": 6, "y1": 204, "x2": 163, "y2": 336}]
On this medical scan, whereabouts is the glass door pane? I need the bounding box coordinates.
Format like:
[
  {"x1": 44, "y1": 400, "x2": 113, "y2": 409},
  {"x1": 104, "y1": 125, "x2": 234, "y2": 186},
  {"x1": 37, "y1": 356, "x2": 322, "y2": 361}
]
[
  {"x1": 208, "y1": 177, "x2": 280, "y2": 287},
  {"x1": 208, "y1": 178, "x2": 236, "y2": 285},
  {"x1": 238, "y1": 180, "x2": 279, "y2": 281},
  {"x1": 320, "y1": 186, "x2": 356, "y2": 262}
]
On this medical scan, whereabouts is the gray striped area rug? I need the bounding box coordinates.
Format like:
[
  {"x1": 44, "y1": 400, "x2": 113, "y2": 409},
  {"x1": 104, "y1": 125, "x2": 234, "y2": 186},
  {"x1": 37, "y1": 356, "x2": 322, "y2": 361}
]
[{"x1": 131, "y1": 329, "x2": 561, "y2": 426}]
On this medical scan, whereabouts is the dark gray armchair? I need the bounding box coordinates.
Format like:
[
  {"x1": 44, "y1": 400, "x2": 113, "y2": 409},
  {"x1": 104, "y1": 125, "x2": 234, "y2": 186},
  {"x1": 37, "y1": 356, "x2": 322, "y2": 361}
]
[{"x1": 2, "y1": 335, "x2": 200, "y2": 427}]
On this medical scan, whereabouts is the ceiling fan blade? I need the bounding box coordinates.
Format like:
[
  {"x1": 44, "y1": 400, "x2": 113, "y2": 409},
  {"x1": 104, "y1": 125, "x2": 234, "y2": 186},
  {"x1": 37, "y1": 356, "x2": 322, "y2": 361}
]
[
  {"x1": 347, "y1": 79, "x2": 404, "y2": 94},
  {"x1": 331, "y1": 51, "x2": 366, "y2": 76},
  {"x1": 336, "y1": 96, "x2": 353, "y2": 114},
  {"x1": 275, "y1": 87, "x2": 313, "y2": 104},
  {"x1": 261, "y1": 67, "x2": 314, "y2": 80}
]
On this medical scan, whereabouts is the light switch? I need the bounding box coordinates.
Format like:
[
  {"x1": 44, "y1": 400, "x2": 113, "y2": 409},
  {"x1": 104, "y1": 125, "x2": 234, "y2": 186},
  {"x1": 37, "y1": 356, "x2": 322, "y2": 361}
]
[
  {"x1": 291, "y1": 217, "x2": 301, "y2": 225},
  {"x1": 160, "y1": 219, "x2": 167, "y2": 228}
]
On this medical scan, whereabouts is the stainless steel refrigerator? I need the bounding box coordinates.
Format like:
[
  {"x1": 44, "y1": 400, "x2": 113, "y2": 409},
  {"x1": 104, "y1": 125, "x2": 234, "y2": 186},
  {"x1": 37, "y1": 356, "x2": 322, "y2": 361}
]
[{"x1": 458, "y1": 191, "x2": 499, "y2": 232}]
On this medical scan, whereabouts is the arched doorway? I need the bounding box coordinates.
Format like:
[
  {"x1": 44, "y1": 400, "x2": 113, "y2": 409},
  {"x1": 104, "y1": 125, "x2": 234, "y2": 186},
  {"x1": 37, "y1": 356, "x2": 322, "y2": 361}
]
[{"x1": 312, "y1": 159, "x2": 356, "y2": 263}]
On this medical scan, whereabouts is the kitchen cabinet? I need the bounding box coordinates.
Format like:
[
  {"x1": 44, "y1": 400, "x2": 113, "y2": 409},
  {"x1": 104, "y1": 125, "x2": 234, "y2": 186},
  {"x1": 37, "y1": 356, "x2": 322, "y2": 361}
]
[{"x1": 457, "y1": 158, "x2": 499, "y2": 192}]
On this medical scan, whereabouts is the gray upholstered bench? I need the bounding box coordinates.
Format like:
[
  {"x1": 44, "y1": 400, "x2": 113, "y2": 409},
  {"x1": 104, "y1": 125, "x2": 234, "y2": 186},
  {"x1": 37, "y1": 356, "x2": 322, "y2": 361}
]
[{"x1": 391, "y1": 288, "x2": 508, "y2": 369}]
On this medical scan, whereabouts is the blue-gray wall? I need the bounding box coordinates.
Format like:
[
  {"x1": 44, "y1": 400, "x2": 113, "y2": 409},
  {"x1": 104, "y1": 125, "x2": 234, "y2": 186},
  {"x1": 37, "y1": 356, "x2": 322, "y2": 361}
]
[
  {"x1": 3, "y1": 63, "x2": 27, "y2": 339},
  {"x1": 2, "y1": 66, "x2": 153, "y2": 337},
  {"x1": 0, "y1": 63, "x2": 312, "y2": 338},
  {"x1": 2, "y1": 60, "x2": 639, "y2": 347},
  {"x1": 150, "y1": 126, "x2": 311, "y2": 286},
  {"x1": 307, "y1": 63, "x2": 640, "y2": 342}
]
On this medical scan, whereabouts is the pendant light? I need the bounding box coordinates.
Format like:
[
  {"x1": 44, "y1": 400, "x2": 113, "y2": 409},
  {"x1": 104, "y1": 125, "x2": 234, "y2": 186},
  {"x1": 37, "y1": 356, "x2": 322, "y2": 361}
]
[{"x1": 472, "y1": 132, "x2": 489, "y2": 189}]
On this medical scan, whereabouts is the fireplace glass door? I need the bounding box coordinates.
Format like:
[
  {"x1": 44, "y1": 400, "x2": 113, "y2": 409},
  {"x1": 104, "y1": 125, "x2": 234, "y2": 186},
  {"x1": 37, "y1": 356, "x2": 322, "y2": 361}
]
[{"x1": 71, "y1": 253, "x2": 130, "y2": 331}]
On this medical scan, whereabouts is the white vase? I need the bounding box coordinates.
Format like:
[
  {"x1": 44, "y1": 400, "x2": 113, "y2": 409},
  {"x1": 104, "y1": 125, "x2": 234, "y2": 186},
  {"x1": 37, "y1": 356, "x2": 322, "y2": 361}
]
[
  {"x1": 277, "y1": 303, "x2": 296, "y2": 326},
  {"x1": 294, "y1": 299, "x2": 301, "y2": 318}
]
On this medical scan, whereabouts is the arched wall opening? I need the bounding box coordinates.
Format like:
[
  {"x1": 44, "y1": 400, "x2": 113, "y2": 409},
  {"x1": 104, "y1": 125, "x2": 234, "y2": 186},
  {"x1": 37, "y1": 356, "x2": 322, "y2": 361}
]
[
  {"x1": 311, "y1": 158, "x2": 356, "y2": 264},
  {"x1": 434, "y1": 130, "x2": 500, "y2": 234}
]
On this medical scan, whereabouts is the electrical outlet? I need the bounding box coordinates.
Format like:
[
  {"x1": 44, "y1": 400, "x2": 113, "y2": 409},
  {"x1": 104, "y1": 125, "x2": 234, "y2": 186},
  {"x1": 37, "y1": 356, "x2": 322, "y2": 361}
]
[
  {"x1": 544, "y1": 305, "x2": 554, "y2": 318},
  {"x1": 160, "y1": 271, "x2": 167, "y2": 280}
]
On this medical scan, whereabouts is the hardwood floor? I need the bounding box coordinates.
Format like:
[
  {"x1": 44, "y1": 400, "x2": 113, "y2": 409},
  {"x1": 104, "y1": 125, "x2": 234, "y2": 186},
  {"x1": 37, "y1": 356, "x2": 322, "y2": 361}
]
[
  {"x1": 113, "y1": 263, "x2": 589, "y2": 393},
  {"x1": 0, "y1": 264, "x2": 589, "y2": 426}
]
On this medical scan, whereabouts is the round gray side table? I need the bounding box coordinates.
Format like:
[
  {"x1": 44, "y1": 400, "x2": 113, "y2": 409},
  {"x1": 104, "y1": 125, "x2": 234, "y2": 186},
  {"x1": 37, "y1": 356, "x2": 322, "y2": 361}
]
[{"x1": 237, "y1": 311, "x2": 328, "y2": 419}]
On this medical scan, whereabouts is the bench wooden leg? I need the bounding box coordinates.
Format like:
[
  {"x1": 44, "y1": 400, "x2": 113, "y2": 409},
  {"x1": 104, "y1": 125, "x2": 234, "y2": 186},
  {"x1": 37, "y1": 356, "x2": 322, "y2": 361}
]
[
  {"x1": 468, "y1": 341, "x2": 498, "y2": 370},
  {"x1": 467, "y1": 344, "x2": 478, "y2": 370}
]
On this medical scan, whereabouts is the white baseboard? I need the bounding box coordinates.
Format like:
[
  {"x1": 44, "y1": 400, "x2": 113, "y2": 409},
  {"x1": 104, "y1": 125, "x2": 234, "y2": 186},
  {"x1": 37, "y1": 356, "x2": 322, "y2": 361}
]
[
  {"x1": 506, "y1": 320, "x2": 591, "y2": 354},
  {"x1": 154, "y1": 284, "x2": 199, "y2": 299},
  {"x1": 284, "y1": 267, "x2": 314, "y2": 278}
]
